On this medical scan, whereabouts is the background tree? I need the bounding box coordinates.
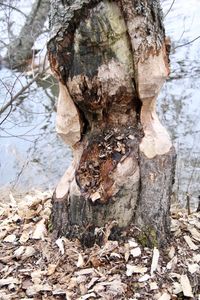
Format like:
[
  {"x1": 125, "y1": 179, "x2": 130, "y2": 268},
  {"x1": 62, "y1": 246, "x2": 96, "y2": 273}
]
[
  {"x1": 47, "y1": 0, "x2": 176, "y2": 247},
  {"x1": 1, "y1": 0, "x2": 50, "y2": 69}
]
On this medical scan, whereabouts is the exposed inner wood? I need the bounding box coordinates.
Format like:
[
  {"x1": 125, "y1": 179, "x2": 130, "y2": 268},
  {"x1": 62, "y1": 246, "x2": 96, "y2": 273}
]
[{"x1": 48, "y1": 0, "x2": 176, "y2": 246}]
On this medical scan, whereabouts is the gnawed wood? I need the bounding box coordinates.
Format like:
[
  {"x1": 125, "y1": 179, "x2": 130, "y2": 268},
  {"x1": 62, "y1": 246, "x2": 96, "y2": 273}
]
[
  {"x1": 56, "y1": 82, "x2": 81, "y2": 146},
  {"x1": 48, "y1": 0, "x2": 176, "y2": 247}
]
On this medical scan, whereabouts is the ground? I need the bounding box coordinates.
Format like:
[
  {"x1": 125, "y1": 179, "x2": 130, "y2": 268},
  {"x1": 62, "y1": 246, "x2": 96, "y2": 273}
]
[{"x1": 0, "y1": 191, "x2": 199, "y2": 300}]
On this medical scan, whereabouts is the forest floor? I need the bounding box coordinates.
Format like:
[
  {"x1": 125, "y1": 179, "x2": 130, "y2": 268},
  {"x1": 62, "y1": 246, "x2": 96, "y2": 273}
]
[{"x1": 0, "y1": 191, "x2": 199, "y2": 300}]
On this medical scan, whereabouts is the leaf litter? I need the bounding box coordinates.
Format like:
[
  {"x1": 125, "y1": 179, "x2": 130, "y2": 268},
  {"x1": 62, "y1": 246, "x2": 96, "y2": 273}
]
[{"x1": 0, "y1": 191, "x2": 200, "y2": 299}]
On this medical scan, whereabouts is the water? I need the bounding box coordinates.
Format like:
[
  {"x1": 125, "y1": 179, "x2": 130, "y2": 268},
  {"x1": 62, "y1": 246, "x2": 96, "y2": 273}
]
[
  {"x1": 0, "y1": 0, "x2": 199, "y2": 208},
  {"x1": 159, "y1": 0, "x2": 200, "y2": 207}
]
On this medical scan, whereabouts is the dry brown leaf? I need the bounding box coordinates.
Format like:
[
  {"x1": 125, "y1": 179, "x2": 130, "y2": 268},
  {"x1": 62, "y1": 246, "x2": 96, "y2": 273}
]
[{"x1": 180, "y1": 274, "x2": 194, "y2": 298}]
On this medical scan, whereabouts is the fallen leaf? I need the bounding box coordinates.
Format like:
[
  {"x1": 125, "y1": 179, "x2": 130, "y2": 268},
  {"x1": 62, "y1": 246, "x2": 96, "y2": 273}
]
[{"x1": 180, "y1": 274, "x2": 194, "y2": 298}]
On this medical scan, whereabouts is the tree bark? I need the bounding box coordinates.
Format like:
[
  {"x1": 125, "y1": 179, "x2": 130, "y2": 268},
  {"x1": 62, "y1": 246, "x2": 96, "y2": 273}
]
[
  {"x1": 6, "y1": 0, "x2": 50, "y2": 69},
  {"x1": 47, "y1": 0, "x2": 176, "y2": 247}
]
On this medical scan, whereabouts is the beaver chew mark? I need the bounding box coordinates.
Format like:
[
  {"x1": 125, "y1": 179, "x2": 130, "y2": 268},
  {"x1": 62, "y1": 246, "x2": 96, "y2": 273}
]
[{"x1": 76, "y1": 126, "x2": 141, "y2": 203}]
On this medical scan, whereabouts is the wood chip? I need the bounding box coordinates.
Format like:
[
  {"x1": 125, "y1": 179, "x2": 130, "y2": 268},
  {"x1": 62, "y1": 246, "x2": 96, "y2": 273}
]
[
  {"x1": 55, "y1": 238, "x2": 65, "y2": 255},
  {"x1": 4, "y1": 234, "x2": 16, "y2": 243},
  {"x1": 151, "y1": 247, "x2": 159, "y2": 275},
  {"x1": 76, "y1": 253, "x2": 85, "y2": 268},
  {"x1": 184, "y1": 235, "x2": 198, "y2": 250},
  {"x1": 0, "y1": 277, "x2": 19, "y2": 287},
  {"x1": 138, "y1": 274, "x2": 150, "y2": 282},
  {"x1": 90, "y1": 191, "x2": 101, "y2": 202},
  {"x1": 126, "y1": 264, "x2": 147, "y2": 276},
  {"x1": 130, "y1": 247, "x2": 141, "y2": 257},
  {"x1": 180, "y1": 274, "x2": 194, "y2": 298},
  {"x1": 150, "y1": 282, "x2": 158, "y2": 290},
  {"x1": 32, "y1": 219, "x2": 47, "y2": 240},
  {"x1": 188, "y1": 227, "x2": 200, "y2": 241},
  {"x1": 158, "y1": 292, "x2": 171, "y2": 300},
  {"x1": 188, "y1": 263, "x2": 199, "y2": 274},
  {"x1": 172, "y1": 282, "x2": 182, "y2": 294},
  {"x1": 168, "y1": 246, "x2": 175, "y2": 259}
]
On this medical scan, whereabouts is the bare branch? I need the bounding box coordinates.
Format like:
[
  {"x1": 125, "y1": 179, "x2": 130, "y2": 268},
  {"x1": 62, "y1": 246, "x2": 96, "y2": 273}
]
[
  {"x1": 0, "y1": 2, "x2": 27, "y2": 18},
  {"x1": 175, "y1": 35, "x2": 200, "y2": 49},
  {"x1": 164, "y1": 0, "x2": 176, "y2": 18},
  {"x1": 0, "y1": 69, "x2": 49, "y2": 121}
]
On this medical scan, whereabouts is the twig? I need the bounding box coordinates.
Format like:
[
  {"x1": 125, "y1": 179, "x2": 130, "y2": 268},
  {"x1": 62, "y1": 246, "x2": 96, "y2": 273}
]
[
  {"x1": 175, "y1": 35, "x2": 200, "y2": 49},
  {"x1": 164, "y1": 0, "x2": 176, "y2": 18},
  {"x1": 0, "y1": 2, "x2": 27, "y2": 18},
  {"x1": 0, "y1": 70, "x2": 48, "y2": 118}
]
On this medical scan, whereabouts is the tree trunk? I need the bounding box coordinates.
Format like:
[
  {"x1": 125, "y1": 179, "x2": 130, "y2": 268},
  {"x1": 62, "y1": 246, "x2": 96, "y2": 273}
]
[
  {"x1": 47, "y1": 0, "x2": 176, "y2": 247},
  {"x1": 6, "y1": 0, "x2": 50, "y2": 69}
]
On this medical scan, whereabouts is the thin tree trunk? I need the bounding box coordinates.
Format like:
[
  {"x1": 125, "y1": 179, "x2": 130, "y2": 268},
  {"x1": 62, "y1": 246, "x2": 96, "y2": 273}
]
[
  {"x1": 48, "y1": 0, "x2": 176, "y2": 247},
  {"x1": 6, "y1": 0, "x2": 50, "y2": 69}
]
